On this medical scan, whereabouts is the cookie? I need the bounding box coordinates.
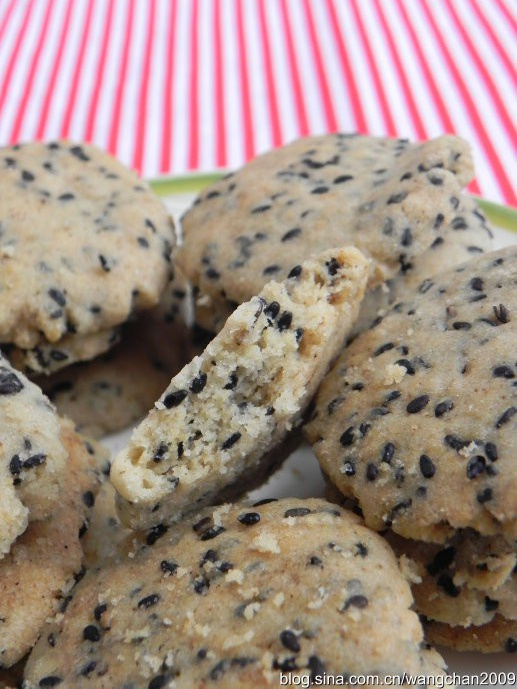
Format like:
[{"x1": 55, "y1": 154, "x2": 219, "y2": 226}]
[
  {"x1": 5, "y1": 327, "x2": 121, "y2": 377},
  {"x1": 424, "y1": 615, "x2": 517, "y2": 654},
  {"x1": 0, "y1": 420, "x2": 103, "y2": 668},
  {"x1": 111, "y1": 247, "x2": 370, "y2": 529},
  {"x1": 38, "y1": 273, "x2": 192, "y2": 438},
  {"x1": 305, "y1": 247, "x2": 517, "y2": 543},
  {"x1": 388, "y1": 530, "x2": 516, "y2": 628},
  {"x1": 178, "y1": 133, "x2": 481, "y2": 332},
  {"x1": 23, "y1": 499, "x2": 447, "y2": 688},
  {"x1": 0, "y1": 352, "x2": 68, "y2": 558},
  {"x1": 0, "y1": 141, "x2": 175, "y2": 352}
]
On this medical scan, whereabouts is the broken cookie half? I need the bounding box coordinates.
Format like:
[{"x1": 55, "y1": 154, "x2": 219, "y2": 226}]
[{"x1": 111, "y1": 246, "x2": 369, "y2": 530}]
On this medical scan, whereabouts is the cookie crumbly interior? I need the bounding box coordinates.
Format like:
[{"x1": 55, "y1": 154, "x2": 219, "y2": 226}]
[{"x1": 111, "y1": 247, "x2": 369, "y2": 529}]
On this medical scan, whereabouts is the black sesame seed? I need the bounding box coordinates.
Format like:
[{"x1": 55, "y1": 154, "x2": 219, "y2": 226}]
[
  {"x1": 406, "y1": 395, "x2": 429, "y2": 414},
  {"x1": 477, "y1": 487, "x2": 493, "y2": 504},
  {"x1": 311, "y1": 185, "x2": 329, "y2": 194},
  {"x1": 252, "y1": 204, "x2": 271, "y2": 213},
  {"x1": 281, "y1": 228, "x2": 302, "y2": 241},
  {"x1": 277, "y1": 311, "x2": 293, "y2": 330},
  {"x1": 39, "y1": 678, "x2": 63, "y2": 687},
  {"x1": 496, "y1": 407, "x2": 516, "y2": 428},
  {"x1": 238, "y1": 512, "x2": 261, "y2": 526},
  {"x1": 366, "y1": 463, "x2": 378, "y2": 481},
  {"x1": 0, "y1": 368, "x2": 24, "y2": 395},
  {"x1": 146, "y1": 523, "x2": 168, "y2": 546},
  {"x1": 340, "y1": 426, "x2": 355, "y2": 447},
  {"x1": 435, "y1": 399, "x2": 454, "y2": 417},
  {"x1": 493, "y1": 304, "x2": 510, "y2": 323},
  {"x1": 387, "y1": 191, "x2": 408, "y2": 204},
  {"x1": 23, "y1": 453, "x2": 46, "y2": 470},
  {"x1": 451, "y1": 216, "x2": 468, "y2": 230},
  {"x1": 419, "y1": 455, "x2": 436, "y2": 479},
  {"x1": 453, "y1": 321, "x2": 471, "y2": 330},
  {"x1": 382, "y1": 443, "x2": 395, "y2": 464},
  {"x1": 138, "y1": 593, "x2": 160, "y2": 609},
  {"x1": 263, "y1": 264, "x2": 281, "y2": 275},
  {"x1": 470, "y1": 276, "x2": 484, "y2": 291},
  {"x1": 22, "y1": 169, "x2": 35, "y2": 182},
  {"x1": 9, "y1": 454, "x2": 22, "y2": 476},
  {"x1": 505, "y1": 638, "x2": 517, "y2": 653},
  {"x1": 343, "y1": 594, "x2": 368, "y2": 610},
  {"x1": 288, "y1": 265, "x2": 302, "y2": 278},
  {"x1": 485, "y1": 442, "x2": 498, "y2": 461},
  {"x1": 342, "y1": 460, "x2": 355, "y2": 476},
  {"x1": 401, "y1": 227, "x2": 413, "y2": 246},
  {"x1": 200, "y1": 525, "x2": 226, "y2": 541},
  {"x1": 396, "y1": 359, "x2": 415, "y2": 375},
  {"x1": 326, "y1": 257, "x2": 340, "y2": 275},
  {"x1": 373, "y1": 342, "x2": 394, "y2": 357},
  {"x1": 264, "y1": 301, "x2": 280, "y2": 319},
  {"x1": 445, "y1": 434, "x2": 469, "y2": 451},
  {"x1": 466, "y1": 455, "x2": 485, "y2": 479},
  {"x1": 137, "y1": 236, "x2": 149, "y2": 248},
  {"x1": 48, "y1": 288, "x2": 66, "y2": 306},
  {"x1": 284, "y1": 507, "x2": 311, "y2": 518},
  {"x1": 70, "y1": 145, "x2": 90, "y2": 161},
  {"x1": 163, "y1": 389, "x2": 188, "y2": 408},
  {"x1": 280, "y1": 630, "x2": 300, "y2": 653},
  {"x1": 355, "y1": 543, "x2": 368, "y2": 557},
  {"x1": 334, "y1": 174, "x2": 353, "y2": 183},
  {"x1": 94, "y1": 603, "x2": 107, "y2": 621},
  {"x1": 83, "y1": 624, "x2": 101, "y2": 642},
  {"x1": 177, "y1": 441, "x2": 184, "y2": 458},
  {"x1": 58, "y1": 192, "x2": 75, "y2": 201},
  {"x1": 82, "y1": 491, "x2": 95, "y2": 508},
  {"x1": 309, "y1": 555, "x2": 322, "y2": 566},
  {"x1": 160, "y1": 559, "x2": 178, "y2": 575},
  {"x1": 80, "y1": 661, "x2": 97, "y2": 677},
  {"x1": 492, "y1": 365, "x2": 514, "y2": 379},
  {"x1": 221, "y1": 432, "x2": 241, "y2": 450},
  {"x1": 206, "y1": 267, "x2": 220, "y2": 280},
  {"x1": 190, "y1": 372, "x2": 207, "y2": 393},
  {"x1": 252, "y1": 497, "x2": 278, "y2": 506},
  {"x1": 149, "y1": 676, "x2": 168, "y2": 689}
]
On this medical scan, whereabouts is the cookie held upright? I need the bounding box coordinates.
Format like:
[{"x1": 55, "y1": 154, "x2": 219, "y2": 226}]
[{"x1": 111, "y1": 247, "x2": 369, "y2": 529}]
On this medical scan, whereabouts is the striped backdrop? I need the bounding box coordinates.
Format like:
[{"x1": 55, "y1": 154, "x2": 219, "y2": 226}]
[{"x1": 0, "y1": 0, "x2": 515, "y2": 205}]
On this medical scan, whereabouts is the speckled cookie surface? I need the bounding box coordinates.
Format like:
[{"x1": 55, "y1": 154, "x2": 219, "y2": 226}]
[
  {"x1": 0, "y1": 141, "x2": 175, "y2": 350},
  {"x1": 0, "y1": 352, "x2": 67, "y2": 559},
  {"x1": 0, "y1": 421, "x2": 103, "y2": 668},
  {"x1": 179, "y1": 133, "x2": 480, "y2": 332},
  {"x1": 111, "y1": 247, "x2": 369, "y2": 530},
  {"x1": 38, "y1": 274, "x2": 192, "y2": 438},
  {"x1": 424, "y1": 615, "x2": 517, "y2": 654},
  {"x1": 24, "y1": 499, "x2": 447, "y2": 688},
  {"x1": 389, "y1": 530, "x2": 516, "y2": 628},
  {"x1": 305, "y1": 247, "x2": 517, "y2": 543}
]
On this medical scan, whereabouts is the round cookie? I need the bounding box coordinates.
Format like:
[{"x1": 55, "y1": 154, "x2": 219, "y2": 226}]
[
  {"x1": 305, "y1": 247, "x2": 517, "y2": 543},
  {"x1": 111, "y1": 247, "x2": 370, "y2": 530},
  {"x1": 0, "y1": 352, "x2": 68, "y2": 558},
  {"x1": 24, "y1": 499, "x2": 448, "y2": 688},
  {"x1": 424, "y1": 616, "x2": 517, "y2": 654},
  {"x1": 38, "y1": 273, "x2": 193, "y2": 438},
  {"x1": 388, "y1": 530, "x2": 516, "y2": 628},
  {"x1": 0, "y1": 420, "x2": 103, "y2": 668},
  {"x1": 0, "y1": 140, "x2": 176, "y2": 351},
  {"x1": 179, "y1": 133, "x2": 481, "y2": 332}
]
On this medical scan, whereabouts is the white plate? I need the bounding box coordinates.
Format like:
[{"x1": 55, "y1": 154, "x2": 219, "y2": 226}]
[{"x1": 103, "y1": 184, "x2": 517, "y2": 685}]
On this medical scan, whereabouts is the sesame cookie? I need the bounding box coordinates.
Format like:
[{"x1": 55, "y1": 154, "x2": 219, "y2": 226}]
[
  {"x1": 424, "y1": 616, "x2": 517, "y2": 654},
  {"x1": 0, "y1": 141, "x2": 175, "y2": 352},
  {"x1": 388, "y1": 530, "x2": 516, "y2": 628},
  {"x1": 111, "y1": 247, "x2": 370, "y2": 530},
  {"x1": 0, "y1": 352, "x2": 68, "y2": 558},
  {"x1": 38, "y1": 274, "x2": 192, "y2": 438},
  {"x1": 23, "y1": 499, "x2": 447, "y2": 688},
  {"x1": 305, "y1": 247, "x2": 517, "y2": 543},
  {"x1": 179, "y1": 133, "x2": 482, "y2": 332},
  {"x1": 0, "y1": 420, "x2": 103, "y2": 668}
]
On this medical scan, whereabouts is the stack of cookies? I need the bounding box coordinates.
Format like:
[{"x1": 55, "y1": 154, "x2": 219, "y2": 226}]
[
  {"x1": 0, "y1": 141, "x2": 190, "y2": 438},
  {"x1": 0, "y1": 134, "x2": 514, "y2": 688}
]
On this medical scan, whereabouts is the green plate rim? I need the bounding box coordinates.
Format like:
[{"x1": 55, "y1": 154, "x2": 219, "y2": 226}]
[{"x1": 148, "y1": 173, "x2": 517, "y2": 233}]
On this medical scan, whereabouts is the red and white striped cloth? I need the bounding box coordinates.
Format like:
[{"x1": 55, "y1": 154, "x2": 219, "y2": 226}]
[{"x1": 0, "y1": 0, "x2": 515, "y2": 205}]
